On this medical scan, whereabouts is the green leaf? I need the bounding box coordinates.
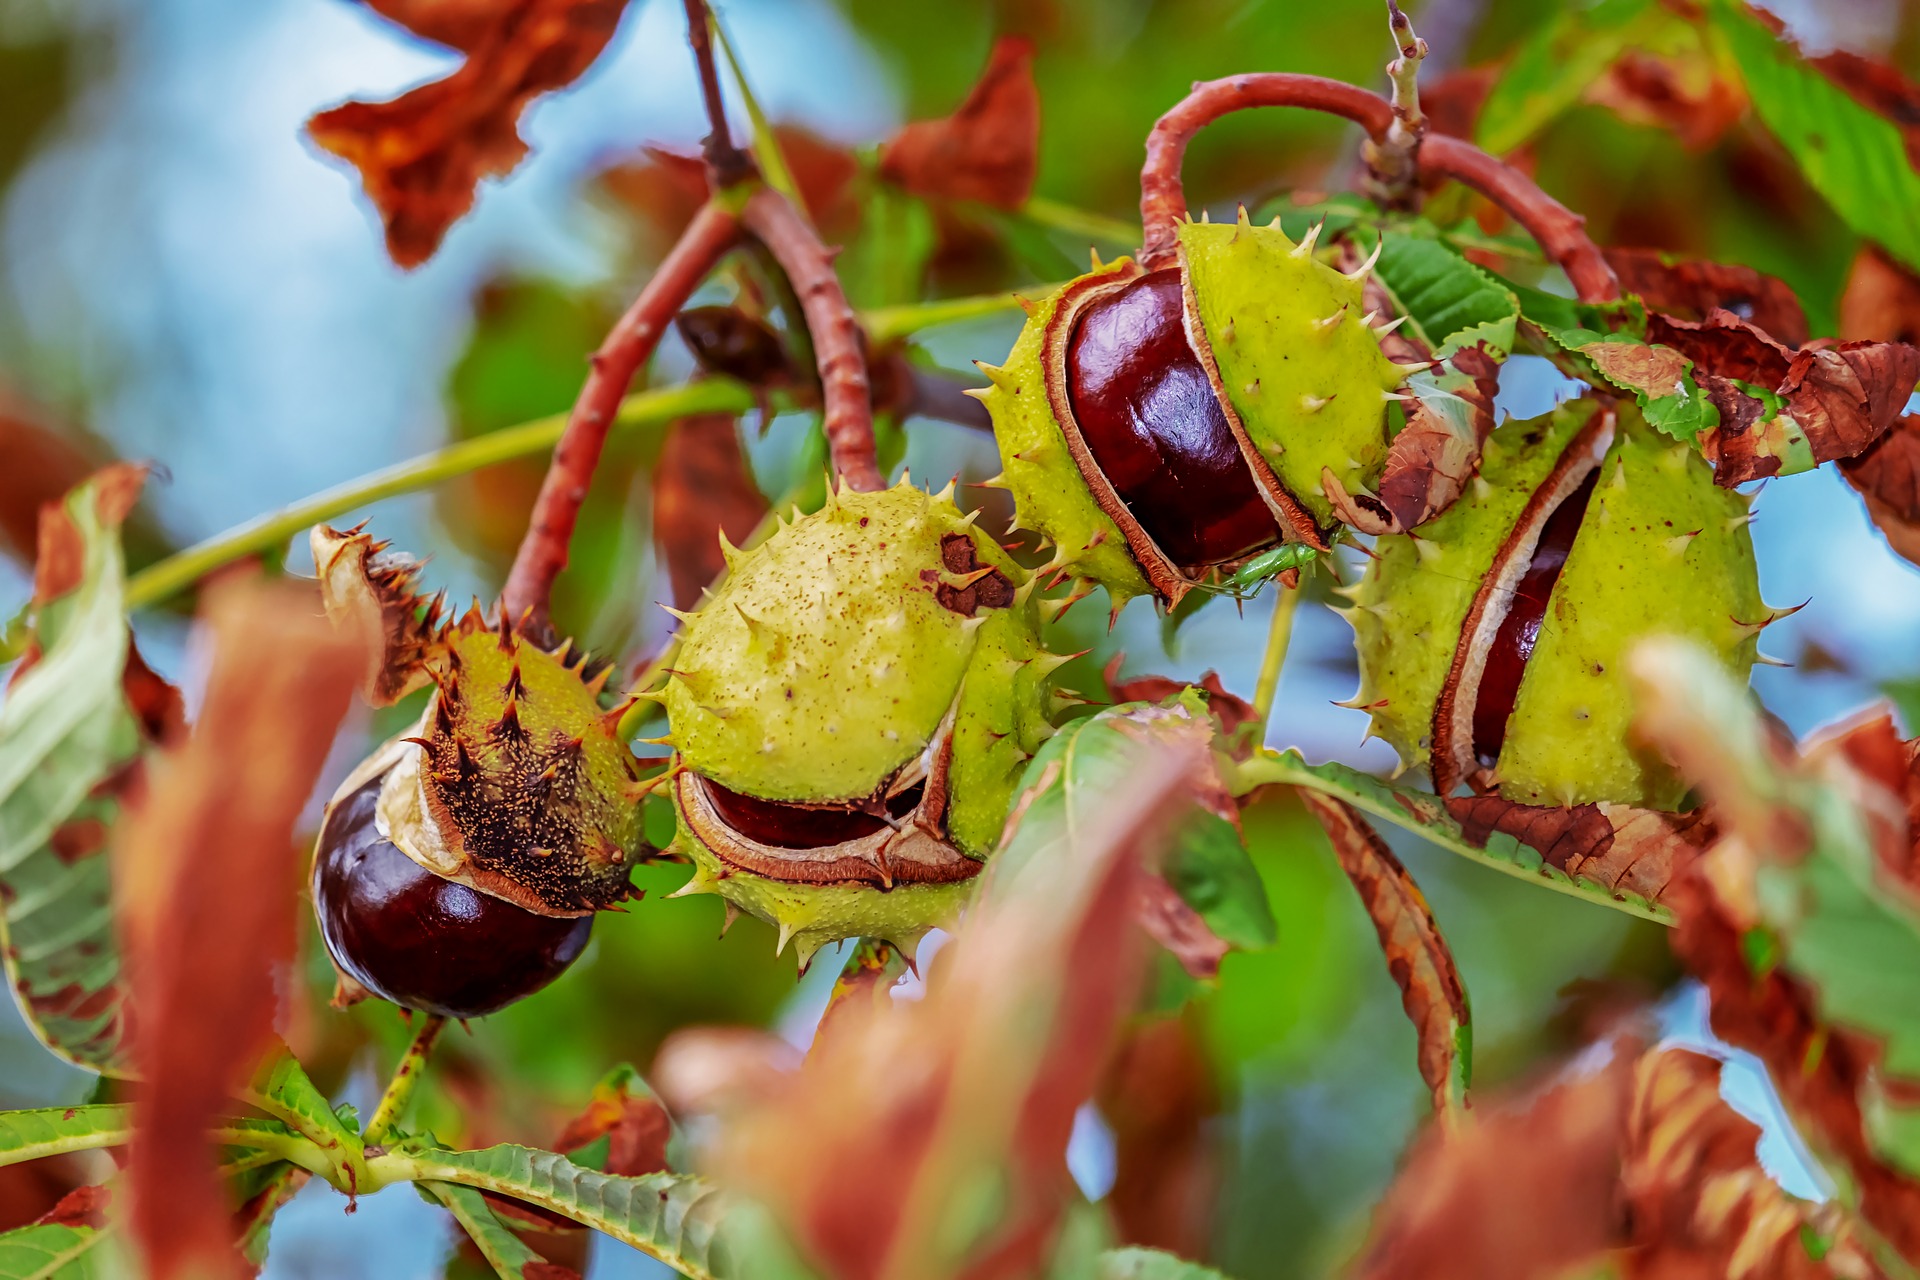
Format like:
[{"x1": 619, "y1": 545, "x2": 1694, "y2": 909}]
[
  {"x1": 709, "y1": 10, "x2": 803, "y2": 208},
  {"x1": 0, "y1": 1219, "x2": 113, "y2": 1280},
  {"x1": 1163, "y1": 811, "x2": 1276, "y2": 952},
  {"x1": 0, "y1": 1107, "x2": 129, "y2": 1170},
  {"x1": 1475, "y1": 0, "x2": 1666, "y2": 154},
  {"x1": 1712, "y1": 0, "x2": 1920, "y2": 273},
  {"x1": 1371, "y1": 232, "x2": 1519, "y2": 359},
  {"x1": 1097, "y1": 1247, "x2": 1235, "y2": 1280},
  {"x1": 423, "y1": 1181, "x2": 557, "y2": 1280},
  {"x1": 1229, "y1": 751, "x2": 1673, "y2": 924},
  {"x1": 394, "y1": 1144, "x2": 818, "y2": 1280},
  {"x1": 0, "y1": 472, "x2": 145, "y2": 1075},
  {"x1": 834, "y1": 174, "x2": 937, "y2": 310}
]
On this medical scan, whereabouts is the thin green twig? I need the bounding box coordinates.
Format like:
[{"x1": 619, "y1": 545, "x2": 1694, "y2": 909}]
[
  {"x1": 1019, "y1": 196, "x2": 1141, "y2": 248},
  {"x1": 364, "y1": 1014, "x2": 446, "y2": 1145},
  {"x1": 864, "y1": 284, "x2": 1064, "y2": 344},
  {"x1": 1250, "y1": 586, "x2": 1302, "y2": 740}
]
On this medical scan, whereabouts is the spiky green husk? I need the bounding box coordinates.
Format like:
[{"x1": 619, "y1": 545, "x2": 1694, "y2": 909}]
[
  {"x1": 668, "y1": 824, "x2": 974, "y2": 972},
  {"x1": 975, "y1": 260, "x2": 1154, "y2": 610},
  {"x1": 946, "y1": 591, "x2": 1062, "y2": 854},
  {"x1": 1344, "y1": 401, "x2": 1598, "y2": 770},
  {"x1": 664, "y1": 480, "x2": 1034, "y2": 803},
  {"x1": 1178, "y1": 218, "x2": 1404, "y2": 526},
  {"x1": 388, "y1": 613, "x2": 643, "y2": 913},
  {"x1": 1347, "y1": 402, "x2": 1767, "y2": 810},
  {"x1": 1500, "y1": 417, "x2": 1765, "y2": 808}
]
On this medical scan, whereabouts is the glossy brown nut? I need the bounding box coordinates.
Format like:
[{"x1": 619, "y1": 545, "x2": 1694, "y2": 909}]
[
  {"x1": 1064, "y1": 269, "x2": 1280, "y2": 569},
  {"x1": 312, "y1": 775, "x2": 592, "y2": 1019}
]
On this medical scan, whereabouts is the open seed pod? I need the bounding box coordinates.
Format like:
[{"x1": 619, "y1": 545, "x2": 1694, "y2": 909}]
[
  {"x1": 308, "y1": 525, "x2": 649, "y2": 1016},
  {"x1": 975, "y1": 209, "x2": 1415, "y2": 610},
  {"x1": 1343, "y1": 399, "x2": 1786, "y2": 810},
  {"x1": 660, "y1": 479, "x2": 1071, "y2": 968}
]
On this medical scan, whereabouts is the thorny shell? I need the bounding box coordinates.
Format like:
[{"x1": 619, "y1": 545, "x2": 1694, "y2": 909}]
[
  {"x1": 311, "y1": 526, "x2": 647, "y2": 917},
  {"x1": 973, "y1": 209, "x2": 1413, "y2": 609},
  {"x1": 1343, "y1": 400, "x2": 1780, "y2": 811},
  {"x1": 659, "y1": 479, "x2": 1071, "y2": 969}
]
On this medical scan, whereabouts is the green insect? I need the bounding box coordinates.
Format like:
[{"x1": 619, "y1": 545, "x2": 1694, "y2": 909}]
[{"x1": 1224, "y1": 542, "x2": 1324, "y2": 592}]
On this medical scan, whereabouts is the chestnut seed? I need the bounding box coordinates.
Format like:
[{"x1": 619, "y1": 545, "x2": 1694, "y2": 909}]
[
  {"x1": 1471, "y1": 469, "x2": 1600, "y2": 768},
  {"x1": 700, "y1": 777, "x2": 927, "y2": 851},
  {"x1": 312, "y1": 775, "x2": 592, "y2": 1019},
  {"x1": 1064, "y1": 269, "x2": 1280, "y2": 569}
]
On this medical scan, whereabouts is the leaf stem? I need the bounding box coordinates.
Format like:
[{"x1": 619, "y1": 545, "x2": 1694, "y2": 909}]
[
  {"x1": 864, "y1": 283, "x2": 1065, "y2": 344},
  {"x1": 682, "y1": 0, "x2": 753, "y2": 187},
  {"x1": 364, "y1": 1014, "x2": 446, "y2": 1145},
  {"x1": 122, "y1": 380, "x2": 757, "y2": 613},
  {"x1": 1250, "y1": 585, "x2": 1302, "y2": 742},
  {"x1": 1018, "y1": 196, "x2": 1141, "y2": 248},
  {"x1": 502, "y1": 199, "x2": 744, "y2": 636},
  {"x1": 1360, "y1": 1, "x2": 1429, "y2": 211}
]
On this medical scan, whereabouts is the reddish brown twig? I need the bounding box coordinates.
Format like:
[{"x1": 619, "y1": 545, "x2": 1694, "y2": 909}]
[
  {"x1": 1136, "y1": 74, "x2": 1619, "y2": 303},
  {"x1": 683, "y1": 0, "x2": 753, "y2": 187},
  {"x1": 501, "y1": 199, "x2": 741, "y2": 632},
  {"x1": 741, "y1": 185, "x2": 885, "y2": 492}
]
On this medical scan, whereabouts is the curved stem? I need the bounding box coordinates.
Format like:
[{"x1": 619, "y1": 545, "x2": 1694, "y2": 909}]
[
  {"x1": 364, "y1": 1014, "x2": 445, "y2": 1145},
  {"x1": 683, "y1": 0, "x2": 752, "y2": 186},
  {"x1": 1135, "y1": 73, "x2": 1618, "y2": 302},
  {"x1": 124, "y1": 380, "x2": 760, "y2": 612},
  {"x1": 741, "y1": 186, "x2": 884, "y2": 492},
  {"x1": 502, "y1": 200, "x2": 743, "y2": 635}
]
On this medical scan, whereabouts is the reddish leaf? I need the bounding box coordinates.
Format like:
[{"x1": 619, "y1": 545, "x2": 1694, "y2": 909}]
[
  {"x1": 598, "y1": 127, "x2": 860, "y2": 248},
  {"x1": 35, "y1": 1183, "x2": 112, "y2": 1230},
  {"x1": 684, "y1": 719, "x2": 1210, "y2": 1280},
  {"x1": 878, "y1": 37, "x2": 1039, "y2": 209},
  {"x1": 353, "y1": 0, "x2": 505, "y2": 52},
  {"x1": 1588, "y1": 46, "x2": 1747, "y2": 154},
  {"x1": 1352, "y1": 346, "x2": 1503, "y2": 535},
  {"x1": 1445, "y1": 794, "x2": 1714, "y2": 907},
  {"x1": 308, "y1": 0, "x2": 631, "y2": 268},
  {"x1": 1840, "y1": 413, "x2": 1920, "y2": 569},
  {"x1": 1623, "y1": 1048, "x2": 1889, "y2": 1280},
  {"x1": 651, "y1": 414, "x2": 768, "y2": 611},
  {"x1": 1103, "y1": 656, "x2": 1256, "y2": 738},
  {"x1": 1647, "y1": 310, "x2": 1920, "y2": 484},
  {"x1": 1301, "y1": 793, "x2": 1470, "y2": 1117},
  {"x1": 551, "y1": 1070, "x2": 672, "y2": 1178},
  {"x1": 1841, "y1": 243, "x2": 1920, "y2": 347},
  {"x1": 116, "y1": 577, "x2": 366, "y2": 1280},
  {"x1": 811, "y1": 939, "x2": 906, "y2": 1053},
  {"x1": 0, "y1": 397, "x2": 99, "y2": 568},
  {"x1": 1606, "y1": 248, "x2": 1808, "y2": 346},
  {"x1": 1357, "y1": 1036, "x2": 1886, "y2": 1280},
  {"x1": 1134, "y1": 873, "x2": 1230, "y2": 981},
  {"x1": 1353, "y1": 1033, "x2": 1634, "y2": 1280},
  {"x1": 1095, "y1": 1015, "x2": 1220, "y2": 1259}
]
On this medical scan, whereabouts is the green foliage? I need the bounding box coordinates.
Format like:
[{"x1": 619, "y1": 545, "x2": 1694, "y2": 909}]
[
  {"x1": 1164, "y1": 810, "x2": 1277, "y2": 953},
  {"x1": 0, "y1": 473, "x2": 141, "y2": 1075},
  {"x1": 1097, "y1": 1247, "x2": 1235, "y2": 1280},
  {"x1": 394, "y1": 1143, "x2": 816, "y2": 1280},
  {"x1": 1369, "y1": 230, "x2": 1520, "y2": 358},
  {"x1": 422, "y1": 1181, "x2": 560, "y2": 1280},
  {"x1": 0, "y1": 1106, "x2": 127, "y2": 1170},
  {"x1": 0, "y1": 1216, "x2": 116, "y2": 1280},
  {"x1": 1711, "y1": 0, "x2": 1920, "y2": 272},
  {"x1": 1475, "y1": 0, "x2": 1671, "y2": 154}
]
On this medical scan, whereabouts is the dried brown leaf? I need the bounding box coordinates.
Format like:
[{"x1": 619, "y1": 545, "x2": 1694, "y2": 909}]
[
  {"x1": 308, "y1": 0, "x2": 630, "y2": 268},
  {"x1": 1606, "y1": 248, "x2": 1808, "y2": 347},
  {"x1": 878, "y1": 37, "x2": 1039, "y2": 209},
  {"x1": 1649, "y1": 310, "x2": 1920, "y2": 484},
  {"x1": 0, "y1": 399, "x2": 100, "y2": 568},
  {"x1": 1840, "y1": 244, "x2": 1920, "y2": 347},
  {"x1": 1840, "y1": 413, "x2": 1920, "y2": 569},
  {"x1": 673, "y1": 306, "x2": 794, "y2": 387},
  {"x1": 552, "y1": 1075, "x2": 672, "y2": 1178},
  {"x1": 1362, "y1": 346, "x2": 1503, "y2": 535},
  {"x1": 34, "y1": 1183, "x2": 112, "y2": 1231},
  {"x1": 311, "y1": 522, "x2": 448, "y2": 705},
  {"x1": 1096, "y1": 1015, "x2": 1220, "y2": 1260},
  {"x1": 1301, "y1": 792, "x2": 1470, "y2": 1117},
  {"x1": 1588, "y1": 46, "x2": 1747, "y2": 155},
  {"x1": 1135, "y1": 873, "x2": 1230, "y2": 981},
  {"x1": 1445, "y1": 794, "x2": 1714, "y2": 907},
  {"x1": 115, "y1": 577, "x2": 366, "y2": 1280},
  {"x1": 1623, "y1": 1048, "x2": 1888, "y2": 1280},
  {"x1": 650, "y1": 414, "x2": 768, "y2": 611},
  {"x1": 691, "y1": 730, "x2": 1209, "y2": 1280},
  {"x1": 1353, "y1": 1033, "x2": 1634, "y2": 1280},
  {"x1": 598, "y1": 128, "x2": 860, "y2": 249}
]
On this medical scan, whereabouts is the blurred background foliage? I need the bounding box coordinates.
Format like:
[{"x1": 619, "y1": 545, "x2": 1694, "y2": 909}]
[{"x1": 0, "y1": 0, "x2": 1917, "y2": 1275}]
